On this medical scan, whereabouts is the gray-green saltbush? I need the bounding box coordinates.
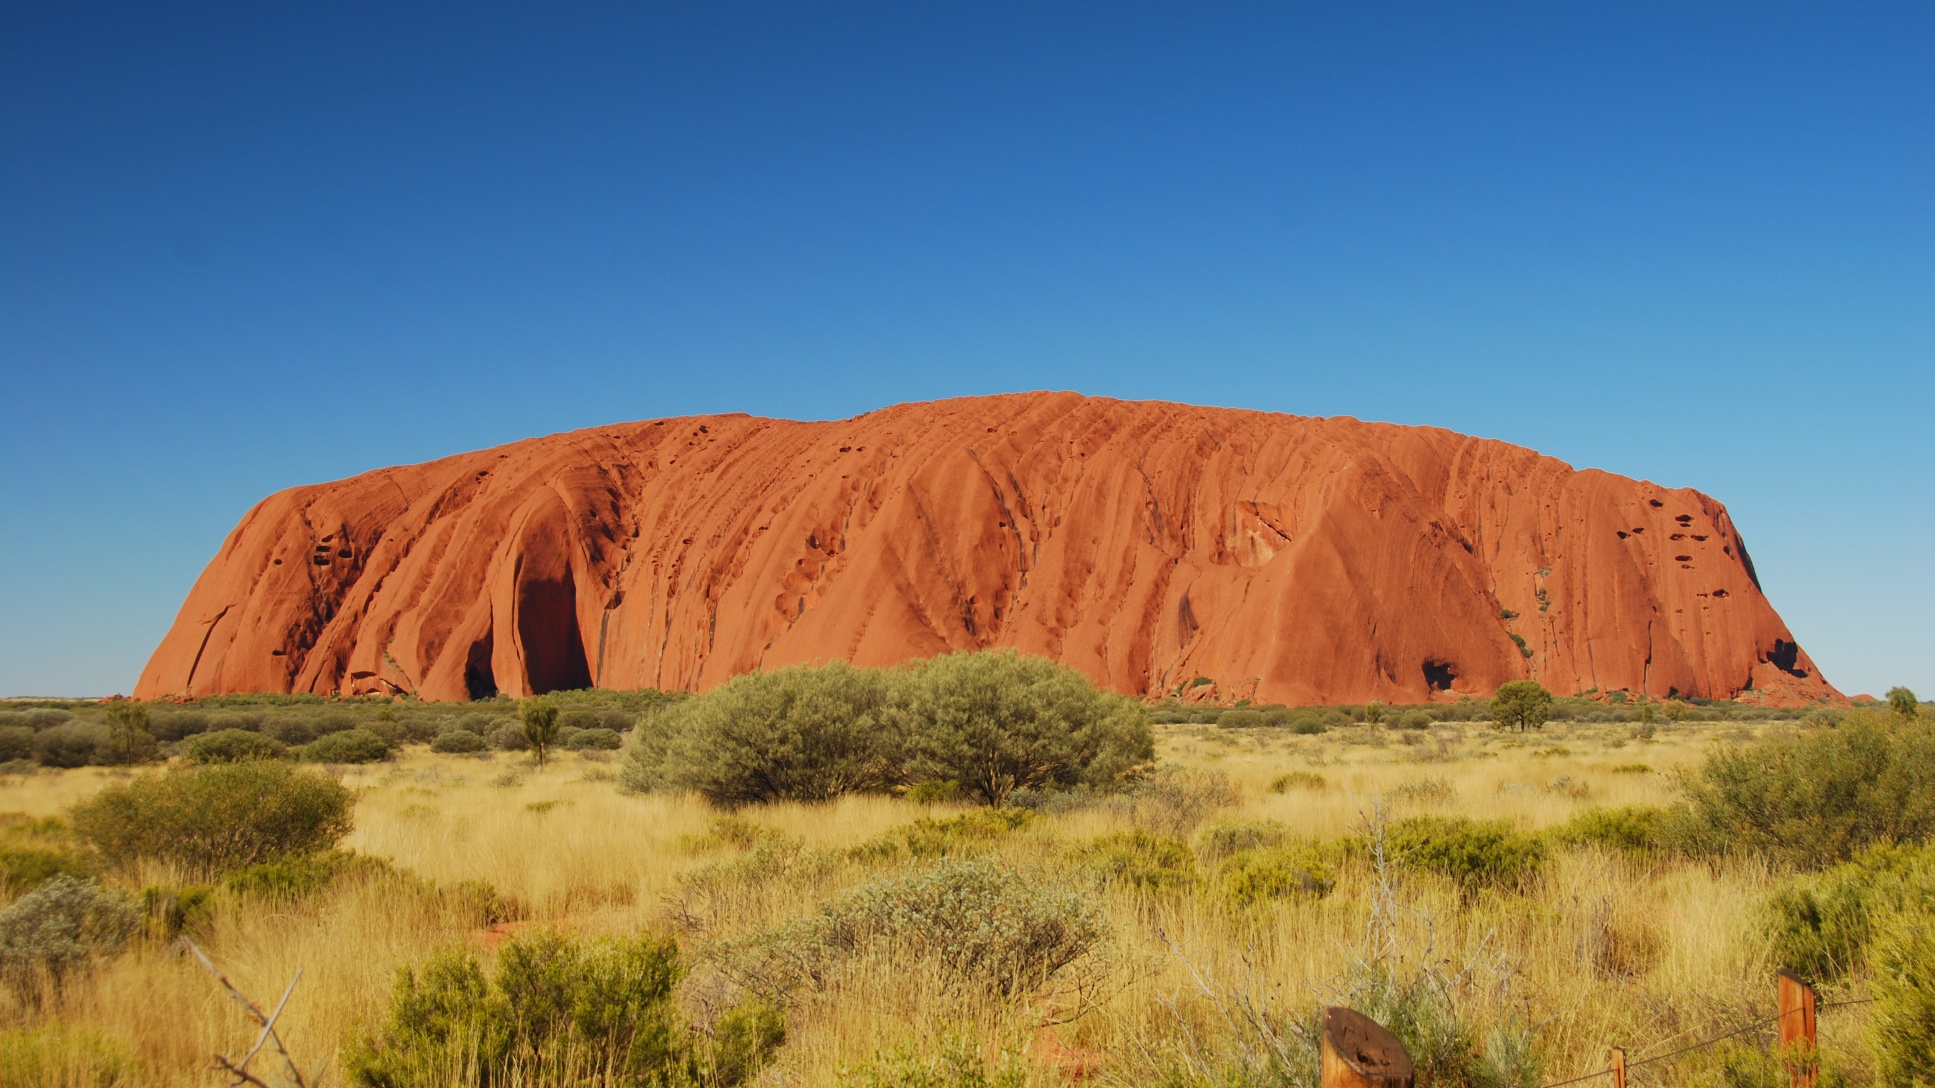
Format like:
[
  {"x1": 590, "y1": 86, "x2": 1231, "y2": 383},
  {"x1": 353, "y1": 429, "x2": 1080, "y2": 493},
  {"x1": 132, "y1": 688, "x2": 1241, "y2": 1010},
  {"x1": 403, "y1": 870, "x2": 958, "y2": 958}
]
[
  {"x1": 70, "y1": 761, "x2": 355, "y2": 876},
  {"x1": 1764, "y1": 842, "x2": 1935, "y2": 981},
  {"x1": 565, "y1": 727, "x2": 621, "y2": 751},
  {"x1": 0, "y1": 876, "x2": 141, "y2": 1001},
  {"x1": 1068, "y1": 830, "x2": 1196, "y2": 891}
]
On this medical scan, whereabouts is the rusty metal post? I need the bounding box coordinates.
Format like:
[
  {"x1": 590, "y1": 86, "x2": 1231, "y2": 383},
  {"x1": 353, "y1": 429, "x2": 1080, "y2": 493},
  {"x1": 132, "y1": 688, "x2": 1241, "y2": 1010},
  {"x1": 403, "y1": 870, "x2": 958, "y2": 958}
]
[
  {"x1": 1610, "y1": 1046, "x2": 1626, "y2": 1088},
  {"x1": 1778, "y1": 970, "x2": 1818, "y2": 1088},
  {"x1": 1321, "y1": 1007, "x2": 1415, "y2": 1088}
]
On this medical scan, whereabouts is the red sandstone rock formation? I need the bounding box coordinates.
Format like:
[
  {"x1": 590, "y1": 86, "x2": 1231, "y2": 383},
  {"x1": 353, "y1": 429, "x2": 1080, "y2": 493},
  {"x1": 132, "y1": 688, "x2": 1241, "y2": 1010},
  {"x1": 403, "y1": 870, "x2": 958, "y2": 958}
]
[{"x1": 136, "y1": 393, "x2": 1837, "y2": 705}]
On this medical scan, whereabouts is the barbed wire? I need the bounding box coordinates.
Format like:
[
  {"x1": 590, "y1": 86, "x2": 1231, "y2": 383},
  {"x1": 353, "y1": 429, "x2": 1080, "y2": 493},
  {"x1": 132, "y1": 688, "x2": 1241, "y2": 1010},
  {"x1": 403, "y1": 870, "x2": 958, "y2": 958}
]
[{"x1": 1537, "y1": 996, "x2": 1876, "y2": 1088}]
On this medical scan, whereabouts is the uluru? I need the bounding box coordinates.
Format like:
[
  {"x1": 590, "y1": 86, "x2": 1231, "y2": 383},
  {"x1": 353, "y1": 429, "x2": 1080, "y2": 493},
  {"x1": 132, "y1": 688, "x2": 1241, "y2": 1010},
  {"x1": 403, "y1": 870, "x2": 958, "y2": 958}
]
[{"x1": 136, "y1": 392, "x2": 1836, "y2": 706}]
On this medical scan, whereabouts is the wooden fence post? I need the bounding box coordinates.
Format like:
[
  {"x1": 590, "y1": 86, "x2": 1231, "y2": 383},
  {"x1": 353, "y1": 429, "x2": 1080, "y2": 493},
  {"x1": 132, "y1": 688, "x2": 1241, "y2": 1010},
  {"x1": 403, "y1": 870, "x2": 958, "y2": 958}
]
[
  {"x1": 1321, "y1": 1006, "x2": 1414, "y2": 1088},
  {"x1": 1777, "y1": 969, "x2": 1818, "y2": 1088},
  {"x1": 1610, "y1": 1046, "x2": 1626, "y2": 1088}
]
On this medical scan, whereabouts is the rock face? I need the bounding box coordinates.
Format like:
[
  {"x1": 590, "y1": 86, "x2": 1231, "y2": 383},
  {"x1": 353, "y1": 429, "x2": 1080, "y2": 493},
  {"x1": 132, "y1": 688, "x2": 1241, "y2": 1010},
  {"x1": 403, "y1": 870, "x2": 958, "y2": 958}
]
[{"x1": 137, "y1": 393, "x2": 1836, "y2": 705}]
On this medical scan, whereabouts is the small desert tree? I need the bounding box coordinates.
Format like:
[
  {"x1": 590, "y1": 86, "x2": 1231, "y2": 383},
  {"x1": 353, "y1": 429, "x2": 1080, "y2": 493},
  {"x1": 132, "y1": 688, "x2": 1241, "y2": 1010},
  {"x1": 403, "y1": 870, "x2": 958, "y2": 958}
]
[
  {"x1": 1364, "y1": 701, "x2": 1385, "y2": 726},
  {"x1": 103, "y1": 700, "x2": 151, "y2": 766},
  {"x1": 521, "y1": 696, "x2": 560, "y2": 766},
  {"x1": 1889, "y1": 686, "x2": 1920, "y2": 722},
  {"x1": 1489, "y1": 680, "x2": 1552, "y2": 733}
]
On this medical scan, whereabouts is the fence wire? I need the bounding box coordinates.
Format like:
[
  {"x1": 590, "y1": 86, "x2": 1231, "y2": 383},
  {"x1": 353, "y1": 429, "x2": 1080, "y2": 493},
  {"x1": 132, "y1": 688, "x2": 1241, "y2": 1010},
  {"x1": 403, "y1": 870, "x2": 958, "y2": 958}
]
[{"x1": 1537, "y1": 996, "x2": 1876, "y2": 1088}]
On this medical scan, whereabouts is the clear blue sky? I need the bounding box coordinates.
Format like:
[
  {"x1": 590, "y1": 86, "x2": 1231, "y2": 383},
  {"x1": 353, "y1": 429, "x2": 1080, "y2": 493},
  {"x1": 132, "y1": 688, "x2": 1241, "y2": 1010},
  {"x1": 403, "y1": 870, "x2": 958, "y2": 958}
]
[{"x1": 3, "y1": 4, "x2": 1929, "y2": 699}]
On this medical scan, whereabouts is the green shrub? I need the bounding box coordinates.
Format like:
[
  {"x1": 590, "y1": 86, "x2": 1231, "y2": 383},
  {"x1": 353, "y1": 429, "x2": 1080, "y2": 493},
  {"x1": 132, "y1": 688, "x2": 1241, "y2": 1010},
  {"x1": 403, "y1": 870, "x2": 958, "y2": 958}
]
[
  {"x1": 856, "y1": 808, "x2": 1035, "y2": 861},
  {"x1": 1392, "y1": 710, "x2": 1433, "y2": 731},
  {"x1": 625, "y1": 662, "x2": 902, "y2": 806},
  {"x1": 488, "y1": 723, "x2": 530, "y2": 751},
  {"x1": 0, "y1": 725, "x2": 35, "y2": 763},
  {"x1": 0, "y1": 876, "x2": 141, "y2": 1001},
  {"x1": 1290, "y1": 715, "x2": 1328, "y2": 735},
  {"x1": 838, "y1": 1034, "x2": 1031, "y2": 1088},
  {"x1": 718, "y1": 859, "x2": 1105, "y2": 1001},
  {"x1": 347, "y1": 929, "x2": 774, "y2": 1088},
  {"x1": 1677, "y1": 710, "x2": 1935, "y2": 868},
  {"x1": 1121, "y1": 765, "x2": 1238, "y2": 837},
  {"x1": 1197, "y1": 819, "x2": 1289, "y2": 861},
  {"x1": 430, "y1": 730, "x2": 488, "y2": 754},
  {"x1": 180, "y1": 728, "x2": 288, "y2": 764},
  {"x1": 1068, "y1": 830, "x2": 1196, "y2": 891},
  {"x1": 1548, "y1": 806, "x2": 1668, "y2": 854},
  {"x1": 226, "y1": 849, "x2": 402, "y2": 900},
  {"x1": 905, "y1": 779, "x2": 962, "y2": 805},
  {"x1": 71, "y1": 761, "x2": 355, "y2": 876},
  {"x1": 1269, "y1": 771, "x2": 1326, "y2": 793},
  {"x1": 564, "y1": 727, "x2": 621, "y2": 751},
  {"x1": 302, "y1": 728, "x2": 391, "y2": 764},
  {"x1": 142, "y1": 884, "x2": 214, "y2": 941},
  {"x1": 902, "y1": 651, "x2": 1153, "y2": 807},
  {"x1": 1871, "y1": 905, "x2": 1935, "y2": 1087},
  {"x1": 0, "y1": 1022, "x2": 134, "y2": 1088},
  {"x1": 1385, "y1": 816, "x2": 1547, "y2": 896},
  {"x1": 33, "y1": 722, "x2": 108, "y2": 768},
  {"x1": 1218, "y1": 842, "x2": 1336, "y2": 905},
  {"x1": 0, "y1": 844, "x2": 91, "y2": 894},
  {"x1": 1217, "y1": 709, "x2": 1266, "y2": 729},
  {"x1": 1764, "y1": 842, "x2": 1935, "y2": 981}
]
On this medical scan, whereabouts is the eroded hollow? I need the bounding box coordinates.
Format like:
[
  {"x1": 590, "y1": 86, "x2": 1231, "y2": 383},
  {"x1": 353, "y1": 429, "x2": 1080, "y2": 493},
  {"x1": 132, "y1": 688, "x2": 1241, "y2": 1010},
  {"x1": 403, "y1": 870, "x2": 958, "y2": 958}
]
[
  {"x1": 1422, "y1": 660, "x2": 1457, "y2": 692},
  {"x1": 518, "y1": 564, "x2": 593, "y2": 695},
  {"x1": 465, "y1": 631, "x2": 498, "y2": 700}
]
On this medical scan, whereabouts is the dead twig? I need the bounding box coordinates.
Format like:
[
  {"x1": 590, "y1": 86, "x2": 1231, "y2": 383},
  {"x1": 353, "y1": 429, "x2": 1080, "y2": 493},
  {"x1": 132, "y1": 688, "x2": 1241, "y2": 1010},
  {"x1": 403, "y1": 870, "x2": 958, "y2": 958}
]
[{"x1": 179, "y1": 936, "x2": 312, "y2": 1088}]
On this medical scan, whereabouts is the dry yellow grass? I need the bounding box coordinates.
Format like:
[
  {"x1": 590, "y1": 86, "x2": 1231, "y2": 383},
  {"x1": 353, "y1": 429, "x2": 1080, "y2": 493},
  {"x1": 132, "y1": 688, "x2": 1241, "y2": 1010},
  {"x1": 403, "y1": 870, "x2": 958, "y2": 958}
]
[{"x1": 0, "y1": 717, "x2": 1862, "y2": 1086}]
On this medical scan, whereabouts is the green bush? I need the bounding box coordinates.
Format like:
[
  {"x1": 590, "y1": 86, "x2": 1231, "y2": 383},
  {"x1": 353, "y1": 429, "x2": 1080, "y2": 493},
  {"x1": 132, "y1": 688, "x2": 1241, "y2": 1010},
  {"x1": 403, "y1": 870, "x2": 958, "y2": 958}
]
[
  {"x1": 488, "y1": 723, "x2": 530, "y2": 751},
  {"x1": 0, "y1": 1022, "x2": 134, "y2": 1088},
  {"x1": 33, "y1": 722, "x2": 109, "y2": 768},
  {"x1": 1217, "y1": 709, "x2": 1266, "y2": 729},
  {"x1": 1218, "y1": 842, "x2": 1336, "y2": 905},
  {"x1": 625, "y1": 662, "x2": 902, "y2": 806},
  {"x1": 1677, "y1": 710, "x2": 1935, "y2": 868},
  {"x1": 180, "y1": 728, "x2": 288, "y2": 764},
  {"x1": 565, "y1": 727, "x2": 622, "y2": 751},
  {"x1": 0, "y1": 876, "x2": 141, "y2": 1001},
  {"x1": 719, "y1": 859, "x2": 1106, "y2": 1001},
  {"x1": 430, "y1": 730, "x2": 488, "y2": 754},
  {"x1": 1290, "y1": 715, "x2": 1328, "y2": 734},
  {"x1": 838, "y1": 1035, "x2": 1031, "y2": 1088},
  {"x1": 1197, "y1": 819, "x2": 1289, "y2": 862},
  {"x1": 1385, "y1": 816, "x2": 1547, "y2": 896},
  {"x1": 1269, "y1": 771, "x2": 1326, "y2": 793},
  {"x1": 302, "y1": 728, "x2": 392, "y2": 764},
  {"x1": 1764, "y1": 842, "x2": 1935, "y2": 981},
  {"x1": 225, "y1": 849, "x2": 402, "y2": 900},
  {"x1": 1068, "y1": 830, "x2": 1196, "y2": 891},
  {"x1": 0, "y1": 725, "x2": 35, "y2": 763},
  {"x1": 1871, "y1": 905, "x2": 1935, "y2": 1087},
  {"x1": 855, "y1": 808, "x2": 1035, "y2": 861},
  {"x1": 70, "y1": 761, "x2": 355, "y2": 876},
  {"x1": 347, "y1": 929, "x2": 776, "y2": 1088},
  {"x1": 1392, "y1": 710, "x2": 1433, "y2": 731},
  {"x1": 1547, "y1": 806, "x2": 1669, "y2": 854},
  {"x1": 901, "y1": 651, "x2": 1153, "y2": 807}
]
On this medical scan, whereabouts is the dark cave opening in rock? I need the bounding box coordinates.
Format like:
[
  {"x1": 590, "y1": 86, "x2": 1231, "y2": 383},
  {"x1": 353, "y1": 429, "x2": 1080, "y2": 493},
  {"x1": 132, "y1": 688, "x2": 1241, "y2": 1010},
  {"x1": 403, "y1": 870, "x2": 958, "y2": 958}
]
[
  {"x1": 518, "y1": 565, "x2": 593, "y2": 694},
  {"x1": 464, "y1": 631, "x2": 498, "y2": 700},
  {"x1": 1422, "y1": 660, "x2": 1457, "y2": 692}
]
